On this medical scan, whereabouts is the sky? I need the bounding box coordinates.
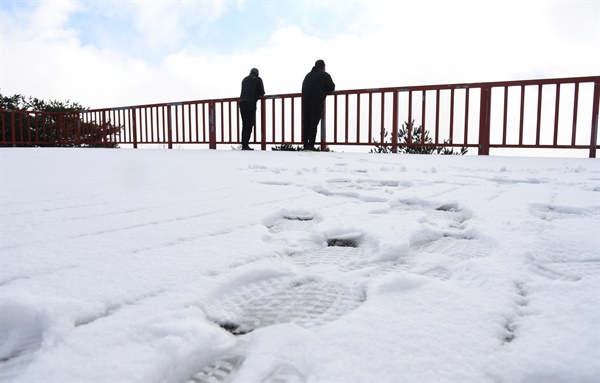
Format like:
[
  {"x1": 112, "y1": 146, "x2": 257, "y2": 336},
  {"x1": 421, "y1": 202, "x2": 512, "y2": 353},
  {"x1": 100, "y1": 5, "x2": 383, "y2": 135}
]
[
  {"x1": 1, "y1": 0, "x2": 599, "y2": 110},
  {"x1": 1, "y1": 148, "x2": 599, "y2": 382}
]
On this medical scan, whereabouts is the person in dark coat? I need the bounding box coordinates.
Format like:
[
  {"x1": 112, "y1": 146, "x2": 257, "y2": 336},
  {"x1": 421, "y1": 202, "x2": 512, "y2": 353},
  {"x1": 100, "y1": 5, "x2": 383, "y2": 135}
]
[
  {"x1": 301, "y1": 59, "x2": 335, "y2": 151},
  {"x1": 239, "y1": 68, "x2": 265, "y2": 150}
]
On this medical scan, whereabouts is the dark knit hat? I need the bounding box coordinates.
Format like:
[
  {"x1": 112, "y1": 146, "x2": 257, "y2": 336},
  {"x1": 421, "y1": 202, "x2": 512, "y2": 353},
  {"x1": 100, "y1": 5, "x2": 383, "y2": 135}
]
[
  {"x1": 250, "y1": 68, "x2": 259, "y2": 76},
  {"x1": 315, "y1": 60, "x2": 325, "y2": 69}
]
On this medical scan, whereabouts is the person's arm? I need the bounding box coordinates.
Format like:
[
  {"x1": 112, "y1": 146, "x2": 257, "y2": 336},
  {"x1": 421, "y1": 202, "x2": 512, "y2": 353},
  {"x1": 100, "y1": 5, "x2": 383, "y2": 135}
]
[{"x1": 326, "y1": 73, "x2": 335, "y2": 93}]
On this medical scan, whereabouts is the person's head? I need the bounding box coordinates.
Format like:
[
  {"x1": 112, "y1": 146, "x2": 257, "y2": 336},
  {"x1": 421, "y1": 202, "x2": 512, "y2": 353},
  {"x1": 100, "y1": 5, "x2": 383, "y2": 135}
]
[
  {"x1": 315, "y1": 60, "x2": 325, "y2": 70},
  {"x1": 250, "y1": 68, "x2": 259, "y2": 76}
]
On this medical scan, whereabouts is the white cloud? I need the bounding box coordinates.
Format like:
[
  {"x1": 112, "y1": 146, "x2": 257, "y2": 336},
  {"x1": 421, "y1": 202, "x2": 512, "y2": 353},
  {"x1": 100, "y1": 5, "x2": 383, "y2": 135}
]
[
  {"x1": 1, "y1": 0, "x2": 597, "y2": 109},
  {"x1": 127, "y1": 1, "x2": 227, "y2": 47}
]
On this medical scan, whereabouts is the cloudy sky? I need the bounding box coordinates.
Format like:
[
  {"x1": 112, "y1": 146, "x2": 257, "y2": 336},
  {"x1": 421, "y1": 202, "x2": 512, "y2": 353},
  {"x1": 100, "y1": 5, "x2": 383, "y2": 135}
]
[{"x1": 2, "y1": 0, "x2": 598, "y2": 109}]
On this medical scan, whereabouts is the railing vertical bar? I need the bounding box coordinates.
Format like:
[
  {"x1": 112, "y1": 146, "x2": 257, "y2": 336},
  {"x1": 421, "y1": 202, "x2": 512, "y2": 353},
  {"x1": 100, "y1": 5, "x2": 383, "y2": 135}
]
[
  {"x1": 272, "y1": 98, "x2": 276, "y2": 144},
  {"x1": 132, "y1": 107, "x2": 138, "y2": 148},
  {"x1": 380, "y1": 91, "x2": 385, "y2": 144},
  {"x1": 519, "y1": 85, "x2": 525, "y2": 145},
  {"x1": 408, "y1": 90, "x2": 413, "y2": 144},
  {"x1": 102, "y1": 111, "x2": 107, "y2": 148},
  {"x1": 118, "y1": 109, "x2": 123, "y2": 143},
  {"x1": 188, "y1": 103, "x2": 193, "y2": 143},
  {"x1": 144, "y1": 107, "x2": 152, "y2": 143},
  {"x1": 392, "y1": 90, "x2": 399, "y2": 153},
  {"x1": 228, "y1": 101, "x2": 233, "y2": 144},
  {"x1": 209, "y1": 102, "x2": 216, "y2": 149},
  {"x1": 203, "y1": 103, "x2": 207, "y2": 144},
  {"x1": 172, "y1": 105, "x2": 177, "y2": 144},
  {"x1": 29, "y1": 113, "x2": 34, "y2": 144},
  {"x1": 449, "y1": 88, "x2": 455, "y2": 144},
  {"x1": 478, "y1": 86, "x2": 491, "y2": 155},
  {"x1": 572, "y1": 82, "x2": 580, "y2": 146},
  {"x1": 144, "y1": 107, "x2": 149, "y2": 143},
  {"x1": 421, "y1": 91, "x2": 426, "y2": 145},
  {"x1": 25, "y1": 113, "x2": 29, "y2": 145},
  {"x1": 356, "y1": 94, "x2": 361, "y2": 144},
  {"x1": 502, "y1": 86, "x2": 508, "y2": 145},
  {"x1": 162, "y1": 106, "x2": 167, "y2": 144},
  {"x1": 146, "y1": 106, "x2": 152, "y2": 143},
  {"x1": 104, "y1": 110, "x2": 110, "y2": 147},
  {"x1": 345, "y1": 93, "x2": 349, "y2": 144},
  {"x1": 260, "y1": 98, "x2": 266, "y2": 150},
  {"x1": 536, "y1": 84, "x2": 543, "y2": 146},
  {"x1": 435, "y1": 89, "x2": 440, "y2": 144},
  {"x1": 368, "y1": 92, "x2": 373, "y2": 143},
  {"x1": 167, "y1": 106, "x2": 173, "y2": 149},
  {"x1": 132, "y1": 107, "x2": 138, "y2": 143},
  {"x1": 553, "y1": 84, "x2": 561, "y2": 146},
  {"x1": 464, "y1": 87, "x2": 470, "y2": 145},
  {"x1": 58, "y1": 113, "x2": 64, "y2": 146},
  {"x1": 180, "y1": 104, "x2": 184, "y2": 143},
  {"x1": 1, "y1": 111, "x2": 5, "y2": 143},
  {"x1": 11, "y1": 112, "x2": 17, "y2": 147},
  {"x1": 334, "y1": 94, "x2": 338, "y2": 144},
  {"x1": 109, "y1": 110, "x2": 115, "y2": 144},
  {"x1": 220, "y1": 102, "x2": 224, "y2": 144},
  {"x1": 291, "y1": 97, "x2": 295, "y2": 143},
  {"x1": 157, "y1": 107, "x2": 162, "y2": 145},
  {"x1": 156, "y1": 106, "x2": 161, "y2": 143},
  {"x1": 1, "y1": 112, "x2": 5, "y2": 144},
  {"x1": 589, "y1": 79, "x2": 599, "y2": 158},
  {"x1": 281, "y1": 98, "x2": 286, "y2": 144},
  {"x1": 194, "y1": 103, "x2": 199, "y2": 143}
]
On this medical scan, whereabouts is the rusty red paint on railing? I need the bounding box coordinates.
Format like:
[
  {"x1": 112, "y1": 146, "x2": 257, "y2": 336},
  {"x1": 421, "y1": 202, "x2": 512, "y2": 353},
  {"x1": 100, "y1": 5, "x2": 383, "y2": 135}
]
[{"x1": 2, "y1": 76, "x2": 599, "y2": 157}]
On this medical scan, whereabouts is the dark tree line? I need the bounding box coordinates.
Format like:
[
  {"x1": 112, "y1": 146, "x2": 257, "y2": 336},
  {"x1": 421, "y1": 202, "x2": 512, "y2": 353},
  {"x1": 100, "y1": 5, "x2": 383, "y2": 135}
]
[{"x1": 1, "y1": 94, "x2": 122, "y2": 148}]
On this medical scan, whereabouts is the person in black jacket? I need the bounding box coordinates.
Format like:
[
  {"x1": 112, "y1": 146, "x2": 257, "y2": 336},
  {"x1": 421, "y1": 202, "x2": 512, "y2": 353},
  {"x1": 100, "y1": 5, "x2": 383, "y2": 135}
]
[
  {"x1": 301, "y1": 60, "x2": 335, "y2": 151},
  {"x1": 239, "y1": 68, "x2": 265, "y2": 150}
]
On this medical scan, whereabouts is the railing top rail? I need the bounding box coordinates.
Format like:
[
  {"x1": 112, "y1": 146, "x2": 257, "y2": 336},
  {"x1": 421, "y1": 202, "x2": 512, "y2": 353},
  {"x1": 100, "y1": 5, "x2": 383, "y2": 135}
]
[
  {"x1": 87, "y1": 75, "x2": 599, "y2": 113},
  {"x1": 331, "y1": 75, "x2": 600, "y2": 95},
  {"x1": 0, "y1": 109, "x2": 75, "y2": 116}
]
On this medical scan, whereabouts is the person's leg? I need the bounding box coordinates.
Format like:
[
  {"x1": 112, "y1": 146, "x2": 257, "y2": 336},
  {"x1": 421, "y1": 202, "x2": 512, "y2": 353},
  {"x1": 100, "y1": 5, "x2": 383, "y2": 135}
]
[
  {"x1": 239, "y1": 103, "x2": 255, "y2": 147},
  {"x1": 302, "y1": 98, "x2": 312, "y2": 148},
  {"x1": 309, "y1": 99, "x2": 324, "y2": 148}
]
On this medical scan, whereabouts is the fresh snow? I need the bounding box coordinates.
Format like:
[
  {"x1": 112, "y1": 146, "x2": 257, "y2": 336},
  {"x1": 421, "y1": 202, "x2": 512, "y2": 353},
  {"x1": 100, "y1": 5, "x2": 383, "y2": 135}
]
[{"x1": 1, "y1": 148, "x2": 599, "y2": 383}]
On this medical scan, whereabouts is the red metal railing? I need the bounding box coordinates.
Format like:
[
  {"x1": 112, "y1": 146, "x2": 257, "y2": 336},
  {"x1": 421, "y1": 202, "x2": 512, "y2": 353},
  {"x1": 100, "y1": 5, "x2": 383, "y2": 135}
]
[{"x1": 2, "y1": 75, "x2": 598, "y2": 157}]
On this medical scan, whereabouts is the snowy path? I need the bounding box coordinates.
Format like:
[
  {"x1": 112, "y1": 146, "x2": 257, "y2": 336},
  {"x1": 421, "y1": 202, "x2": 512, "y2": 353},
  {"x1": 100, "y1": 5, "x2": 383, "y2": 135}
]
[{"x1": 1, "y1": 148, "x2": 598, "y2": 382}]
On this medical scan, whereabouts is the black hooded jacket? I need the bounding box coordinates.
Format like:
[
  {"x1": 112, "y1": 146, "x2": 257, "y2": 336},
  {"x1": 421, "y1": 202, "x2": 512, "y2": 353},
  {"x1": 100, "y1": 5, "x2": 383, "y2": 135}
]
[
  {"x1": 302, "y1": 67, "x2": 335, "y2": 101},
  {"x1": 240, "y1": 74, "x2": 265, "y2": 104}
]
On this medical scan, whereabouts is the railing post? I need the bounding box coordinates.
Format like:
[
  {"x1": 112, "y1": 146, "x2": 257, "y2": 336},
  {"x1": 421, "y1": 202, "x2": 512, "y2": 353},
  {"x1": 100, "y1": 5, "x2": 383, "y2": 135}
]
[
  {"x1": 57, "y1": 113, "x2": 63, "y2": 146},
  {"x1": 209, "y1": 102, "x2": 216, "y2": 149},
  {"x1": 589, "y1": 80, "x2": 600, "y2": 158},
  {"x1": 75, "y1": 112, "x2": 82, "y2": 147},
  {"x1": 102, "y1": 111, "x2": 107, "y2": 148},
  {"x1": 167, "y1": 106, "x2": 173, "y2": 149},
  {"x1": 10, "y1": 111, "x2": 16, "y2": 147},
  {"x1": 260, "y1": 98, "x2": 266, "y2": 151},
  {"x1": 392, "y1": 90, "x2": 399, "y2": 153},
  {"x1": 131, "y1": 107, "x2": 138, "y2": 149},
  {"x1": 478, "y1": 86, "x2": 491, "y2": 155}
]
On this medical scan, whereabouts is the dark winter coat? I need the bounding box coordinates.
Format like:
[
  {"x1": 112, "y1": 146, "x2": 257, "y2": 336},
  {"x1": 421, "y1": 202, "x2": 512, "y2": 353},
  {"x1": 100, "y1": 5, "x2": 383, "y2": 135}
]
[
  {"x1": 239, "y1": 74, "x2": 265, "y2": 104},
  {"x1": 302, "y1": 67, "x2": 335, "y2": 101}
]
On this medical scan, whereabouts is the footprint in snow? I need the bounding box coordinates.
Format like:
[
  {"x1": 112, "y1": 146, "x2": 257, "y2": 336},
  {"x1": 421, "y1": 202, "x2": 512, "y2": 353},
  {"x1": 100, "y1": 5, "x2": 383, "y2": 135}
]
[
  {"x1": 528, "y1": 203, "x2": 598, "y2": 221},
  {"x1": 0, "y1": 301, "x2": 46, "y2": 381},
  {"x1": 205, "y1": 276, "x2": 363, "y2": 335}
]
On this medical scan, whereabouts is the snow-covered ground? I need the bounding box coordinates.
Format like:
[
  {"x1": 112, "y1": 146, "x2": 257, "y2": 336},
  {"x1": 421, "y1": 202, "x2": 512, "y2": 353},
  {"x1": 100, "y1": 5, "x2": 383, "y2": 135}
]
[{"x1": 1, "y1": 148, "x2": 599, "y2": 383}]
